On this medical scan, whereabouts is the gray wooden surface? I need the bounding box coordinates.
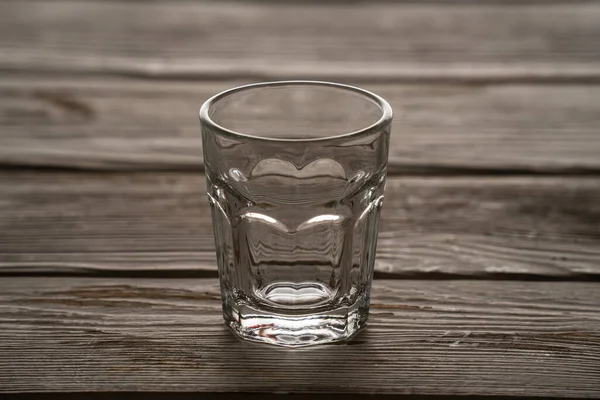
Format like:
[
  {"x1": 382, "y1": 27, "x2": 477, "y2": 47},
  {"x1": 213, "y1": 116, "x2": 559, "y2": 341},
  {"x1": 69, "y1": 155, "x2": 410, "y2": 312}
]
[
  {"x1": 0, "y1": 0, "x2": 599, "y2": 398},
  {"x1": 1, "y1": 77, "x2": 599, "y2": 172},
  {"x1": 1, "y1": 172, "x2": 599, "y2": 279},
  {"x1": 2, "y1": 1, "x2": 600, "y2": 81},
  {"x1": 1, "y1": 278, "x2": 600, "y2": 397}
]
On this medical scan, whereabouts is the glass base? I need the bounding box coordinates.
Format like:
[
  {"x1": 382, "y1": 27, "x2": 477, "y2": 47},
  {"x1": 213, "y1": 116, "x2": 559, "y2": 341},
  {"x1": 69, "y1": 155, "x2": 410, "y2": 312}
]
[{"x1": 223, "y1": 294, "x2": 369, "y2": 347}]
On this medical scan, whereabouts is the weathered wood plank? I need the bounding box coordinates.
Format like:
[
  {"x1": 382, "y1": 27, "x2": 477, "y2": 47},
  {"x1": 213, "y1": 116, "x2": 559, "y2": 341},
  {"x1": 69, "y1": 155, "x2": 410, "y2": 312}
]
[
  {"x1": 1, "y1": 172, "x2": 598, "y2": 279},
  {"x1": 1, "y1": 77, "x2": 599, "y2": 172},
  {"x1": 1, "y1": 2, "x2": 599, "y2": 81},
  {"x1": 20, "y1": 0, "x2": 600, "y2": 4},
  {"x1": 0, "y1": 277, "x2": 598, "y2": 396}
]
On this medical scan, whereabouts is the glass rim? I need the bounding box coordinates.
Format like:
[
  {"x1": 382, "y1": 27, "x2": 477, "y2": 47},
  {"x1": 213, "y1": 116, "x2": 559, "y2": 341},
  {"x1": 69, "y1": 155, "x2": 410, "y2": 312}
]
[{"x1": 199, "y1": 80, "x2": 393, "y2": 143}]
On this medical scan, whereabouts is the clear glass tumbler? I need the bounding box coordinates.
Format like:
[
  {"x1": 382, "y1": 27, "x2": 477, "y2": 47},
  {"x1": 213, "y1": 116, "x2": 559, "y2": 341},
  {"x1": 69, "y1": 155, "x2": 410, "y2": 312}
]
[{"x1": 200, "y1": 81, "x2": 392, "y2": 346}]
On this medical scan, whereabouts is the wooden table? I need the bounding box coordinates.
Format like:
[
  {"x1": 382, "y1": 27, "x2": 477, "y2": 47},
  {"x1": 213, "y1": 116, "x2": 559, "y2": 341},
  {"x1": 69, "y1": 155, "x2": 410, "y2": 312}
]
[{"x1": 1, "y1": 1, "x2": 599, "y2": 398}]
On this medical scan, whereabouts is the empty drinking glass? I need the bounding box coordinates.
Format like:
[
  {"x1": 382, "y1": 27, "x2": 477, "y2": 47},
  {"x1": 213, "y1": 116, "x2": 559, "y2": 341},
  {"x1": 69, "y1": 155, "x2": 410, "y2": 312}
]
[{"x1": 200, "y1": 81, "x2": 392, "y2": 346}]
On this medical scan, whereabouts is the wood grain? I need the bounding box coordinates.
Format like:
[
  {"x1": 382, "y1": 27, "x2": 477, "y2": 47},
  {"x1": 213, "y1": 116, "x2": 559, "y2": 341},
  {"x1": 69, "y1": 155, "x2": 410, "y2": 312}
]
[
  {"x1": 1, "y1": 77, "x2": 599, "y2": 172},
  {"x1": 1, "y1": 171, "x2": 598, "y2": 279},
  {"x1": 0, "y1": 277, "x2": 598, "y2": 396},
  {"x1": 23, "y1": 0, "x2": 600, "y2": 4},
  {"x1": 1, "y1": 2, "x2": 599, "y2": 81}
]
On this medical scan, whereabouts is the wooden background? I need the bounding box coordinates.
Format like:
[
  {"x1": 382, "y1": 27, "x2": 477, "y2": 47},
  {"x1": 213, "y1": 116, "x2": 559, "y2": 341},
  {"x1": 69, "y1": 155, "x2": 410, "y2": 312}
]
[{"x1": 0, "y1": 0, "x2": 599, "y2": 398}]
